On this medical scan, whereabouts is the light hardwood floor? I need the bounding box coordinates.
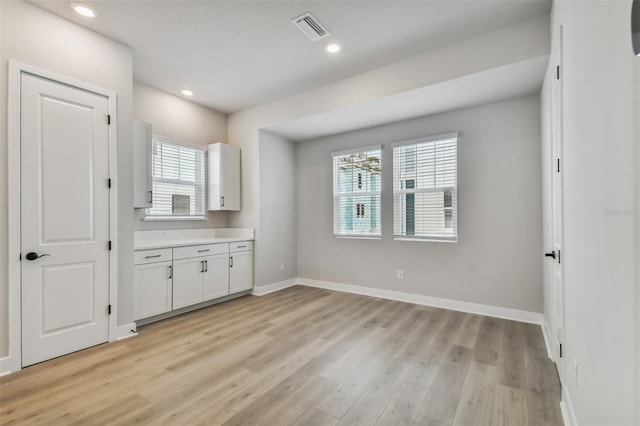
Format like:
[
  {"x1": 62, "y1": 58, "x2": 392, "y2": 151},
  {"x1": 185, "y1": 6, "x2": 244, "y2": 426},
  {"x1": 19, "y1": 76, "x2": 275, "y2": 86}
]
[{"x1": 0, "y1": 286, "x2": 562, "y2": 425}]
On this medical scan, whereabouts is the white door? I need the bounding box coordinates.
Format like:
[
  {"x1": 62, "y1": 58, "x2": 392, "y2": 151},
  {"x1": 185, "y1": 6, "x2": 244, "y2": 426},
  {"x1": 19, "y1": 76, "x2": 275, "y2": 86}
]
[
  {"x1": 21, "y1": 73, "x2": 111, "y2": 367},
  {"x1": 203, "y1": 253, "x2": 229, "y2": 301},
  {"x1": 229, "y1": 251, "x2": 253, "y2": 293},
  {"x1": 549, "y1": 33, "x2": 565, "y2": 382}
]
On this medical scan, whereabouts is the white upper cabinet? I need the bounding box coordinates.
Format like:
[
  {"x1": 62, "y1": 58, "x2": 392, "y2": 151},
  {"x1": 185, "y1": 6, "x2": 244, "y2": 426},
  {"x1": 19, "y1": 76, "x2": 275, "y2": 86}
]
[
  {"x1": 208, "y1": 143, "x2": 240, "y2": 211},
  {"x1": 133, "y1": 120, "x2": 153, "y2": 208}
]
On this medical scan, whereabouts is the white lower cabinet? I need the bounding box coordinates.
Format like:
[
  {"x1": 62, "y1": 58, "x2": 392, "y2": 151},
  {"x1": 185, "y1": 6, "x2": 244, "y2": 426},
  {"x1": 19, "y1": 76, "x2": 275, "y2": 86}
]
[
  {"x1": 230, "y1": 242, "x2": 253, "y2": 293},
  {"x1": 173, "y1": 257, "x2": 207, "y2": 309},
  {"x1": 173, "y1": 243, "x2": 230, "y2": 310},
  {"x1": 134, "y1": 241, "x2": 252, "y2": 321},
  {"x1": 134, "y1": 260, "x2": 173, "y2": 320},
  {"x1": 203, "y1": 253, "x2": 230, "y2": 300}
]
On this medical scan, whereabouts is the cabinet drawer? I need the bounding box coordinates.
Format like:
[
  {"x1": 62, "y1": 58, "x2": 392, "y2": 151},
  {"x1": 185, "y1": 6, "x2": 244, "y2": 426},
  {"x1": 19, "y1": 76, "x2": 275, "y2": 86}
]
[
  {"x1": 230, "y1": 241, "x2": 253, "y2": 253},
  {"x1": 134, "y1": 248, "x2": 172, "y2": 265},
  {"x1": 173, "y1": 243, "x2": 228, "y2": 260}
]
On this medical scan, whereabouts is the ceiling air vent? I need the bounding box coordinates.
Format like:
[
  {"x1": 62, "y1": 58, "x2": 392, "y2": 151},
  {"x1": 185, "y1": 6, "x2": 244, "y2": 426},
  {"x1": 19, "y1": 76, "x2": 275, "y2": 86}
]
[{"x1": 292, "y1": 12, "x2": 330, "y2": 42}]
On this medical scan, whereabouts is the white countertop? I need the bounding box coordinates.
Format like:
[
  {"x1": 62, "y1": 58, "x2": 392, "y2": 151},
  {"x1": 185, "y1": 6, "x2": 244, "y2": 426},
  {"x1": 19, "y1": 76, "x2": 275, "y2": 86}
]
[{"x1": 135, "y1": 228, "x2": 254, "y2": 250}]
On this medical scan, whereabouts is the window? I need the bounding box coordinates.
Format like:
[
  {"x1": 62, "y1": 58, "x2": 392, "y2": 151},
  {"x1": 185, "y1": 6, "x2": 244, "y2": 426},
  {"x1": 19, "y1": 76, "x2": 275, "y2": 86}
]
[
  {"x1": 332, "y1": 146, "x2": 382, "y2": 238},
  {"x1": 393, "y1": 133, "x2": 458, "y2": 241},
  {"x1": 146, "y1": 136, "x2": 206, "y2": 218}
]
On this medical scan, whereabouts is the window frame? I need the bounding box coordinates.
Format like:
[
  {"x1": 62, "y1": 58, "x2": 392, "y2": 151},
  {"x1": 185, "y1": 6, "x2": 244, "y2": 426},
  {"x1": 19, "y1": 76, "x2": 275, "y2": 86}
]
[
  {"x1": 145, "y1": 136, "x2": 207, "y2": 220},
  {"x1": 332, "y1": 145, "x2": 382, "y2": 239},
  {"x1": 392, "y1": 132, "x2": 459, "y2": 243}
]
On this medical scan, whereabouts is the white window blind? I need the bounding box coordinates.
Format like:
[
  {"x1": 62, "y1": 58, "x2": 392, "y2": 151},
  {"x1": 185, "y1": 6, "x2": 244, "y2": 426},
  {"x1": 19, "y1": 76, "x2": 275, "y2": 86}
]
[
  {"x1": 146, "y1": 137, "x2": 206, "y2": 218},
  {"x1": 393, "y1": 133, "x2": 458, "y2": 241},
  {"x1": 332, "y1": 146, "x2": 382, "y2": 238}
]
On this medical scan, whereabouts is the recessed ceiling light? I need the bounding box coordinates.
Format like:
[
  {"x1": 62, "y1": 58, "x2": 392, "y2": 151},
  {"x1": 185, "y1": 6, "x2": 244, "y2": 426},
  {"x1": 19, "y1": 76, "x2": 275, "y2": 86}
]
[
  {"x1": 70, "y1": 2, "x2": 97, "y2": 18},
  {"x1": 325, "y1": 43, "x2": 341, "y2": 54},
  {"x1": 180, "y1": 89, "x2": 194, "y2": 97}
]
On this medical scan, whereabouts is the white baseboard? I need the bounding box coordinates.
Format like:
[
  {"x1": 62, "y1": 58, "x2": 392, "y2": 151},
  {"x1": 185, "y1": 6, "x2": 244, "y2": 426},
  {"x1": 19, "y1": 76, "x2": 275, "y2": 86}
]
[
  {"x1": 252, "y1": 278, "x2": 298, "y2": 296},
  {"x1": 0, "y1": 355, "x2": 20, "y2": 377},
  {"x1": 541, "y1": 318, "x2": 555, "y2": 360},
  {"x1": 561, "y1": 385, "x2": 578, "y2": 426},
  {"x1": 113, "y1": 323, "x2": 137, "y2": 341},
  {"x1": 298, "y1": 278, "x2": 543, "y2": 325}
]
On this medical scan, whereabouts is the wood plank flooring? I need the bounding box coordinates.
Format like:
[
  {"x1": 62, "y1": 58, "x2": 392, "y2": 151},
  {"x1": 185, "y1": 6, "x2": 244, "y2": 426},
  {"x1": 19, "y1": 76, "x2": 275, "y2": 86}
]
[{"x1": 0, "y1": 286, "x2": 562, "y2": 425}]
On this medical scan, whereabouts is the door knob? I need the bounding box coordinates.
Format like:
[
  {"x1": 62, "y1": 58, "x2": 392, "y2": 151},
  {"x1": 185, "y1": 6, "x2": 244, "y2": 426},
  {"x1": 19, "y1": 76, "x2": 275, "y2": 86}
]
[
  {"x1": 544, "y1": 251, "x2": 556, "y2": 260},
  {"x1": 25, "y1": 252, "x2": 50, "y2": 261}
]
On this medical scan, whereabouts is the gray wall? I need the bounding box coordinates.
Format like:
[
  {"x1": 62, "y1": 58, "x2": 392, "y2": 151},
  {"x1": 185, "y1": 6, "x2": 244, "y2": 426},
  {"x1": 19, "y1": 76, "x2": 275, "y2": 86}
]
[
  {"x1": 296, "y1": 95, "x2": 543, "y2": 313},
  {"x1": 227, "y1": 16, "x2": 550, "y2": 291},
  {"x1": 132, "y1": 82, "x2": 229, "y2": 230},
  {"x1": 0, "y1": 0, "x2": 135, "y2": 359},
  {"x1": 257, "y1": 130, "x2": 298, "y2": 286}
]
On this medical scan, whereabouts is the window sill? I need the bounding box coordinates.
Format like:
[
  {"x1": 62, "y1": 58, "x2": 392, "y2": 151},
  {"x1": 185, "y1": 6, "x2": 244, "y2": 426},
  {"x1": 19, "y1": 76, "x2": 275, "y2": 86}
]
[
  {"x1": 143, "y1": 216, "x2": 208, "y2": 222},
  {"x1": 394, "y1": 237, "x2": 458, "y2": 243},
  {"x1": 333, "y1": 235, "x2": 382, "y2": 240}
]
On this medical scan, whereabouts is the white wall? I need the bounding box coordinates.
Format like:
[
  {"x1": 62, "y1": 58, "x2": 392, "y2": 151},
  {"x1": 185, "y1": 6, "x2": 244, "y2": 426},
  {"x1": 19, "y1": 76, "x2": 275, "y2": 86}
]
[
  {"x1": 228, "y1": 16, "x2": 549, "y2": 288},
  {"x1": 545, "y1": 0, "x2": 639, "y2": 424},
  {"x1": 0, "y1": 0, "x2": 135, "y2": 359},
  {"x1": 296, "y1": 95, "x2": 543, "y2": 313},
  {"x1": 132, "y1": 82, "x2": 229, "y2": 230},
  {"x1": 257, "y1": 131, "x2": 297, "y2": 287}
]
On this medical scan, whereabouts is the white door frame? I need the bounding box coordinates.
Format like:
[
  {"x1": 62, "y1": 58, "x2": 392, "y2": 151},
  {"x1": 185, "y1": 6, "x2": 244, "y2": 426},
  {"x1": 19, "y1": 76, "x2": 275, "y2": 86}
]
[
  {"x1": 3, "y1": 60, "x2": 119, "y2": 374},
  {"x1": 548, "y1": 27, "x2": 565, "y2": 381}
]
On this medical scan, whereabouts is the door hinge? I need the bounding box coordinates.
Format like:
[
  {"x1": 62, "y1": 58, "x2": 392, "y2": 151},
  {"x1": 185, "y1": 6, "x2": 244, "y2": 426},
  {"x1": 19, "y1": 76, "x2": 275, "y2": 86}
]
[
  {"x1": 556, "y1": 65, "x2": 560, "y2": 80},
  {"x1": 19, "y1": 253, "x2": 22, "y2": 261},
  {"x1": 108, "y1": 241, "x2": 112, "y2": 251},
  {"x1": 559, "y1": 343, "x2": 563, "y2": 358},
  {"x1": 108, "y1": 304, "x2": 112, "y2": 315},
  {"x1": 557, "y1": 249, "x2": 561, "y2": 264},
  {"x1": 107, "y1": 114, "x2": 111, "y2": 125},
  {"x1": 108, "y1": 178, "x2": 112, "y2": 188},
  {"x1": 557, "y1": 158, "x2": 560, "y2": 173}
]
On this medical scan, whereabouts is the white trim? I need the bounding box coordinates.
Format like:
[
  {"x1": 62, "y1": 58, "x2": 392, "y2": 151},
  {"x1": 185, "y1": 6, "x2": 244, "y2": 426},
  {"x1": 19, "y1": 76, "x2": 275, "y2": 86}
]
[
  {"x1": 560, "y1": 385, "x2": 578, "y2": 426},
  {"x1": 143, "y1": 216, "x2": 208, "y2": 222},
  {"x1": 0, "y1": 356, "x2": 18, "y2": 377},
  {"x1": 252, "y1": 278, "x2": 298, "y2": 296},
  {"x1": 331, "y1": 144, "x2": 382, "y2": 157},
  {"x1": 5, "y1": 60, "x2": 119, "y2": 375},
  {"x1": 6, "y1": 61, "x2": 23, "y2": 375},
  {"x1": 333, "y1": 234, "x2": 382, "y2": 240},
  {"x1": 541, "y1": 318, "x2": 555, "y2": 360},
  {"x1": 153, "y1": 134, "x2": 207, "y2": 151},
  {"x1": 393, "y1": 236, "x2": 458, "y2": 243},
  {"x1": 391, "y1": 132, "x2": 459, "y2": 148},
  {"x1": 114, "y1": 323, "x2": 138, "y2": 341},
  {"x1": 106, "y1": 82, "x2": 119, "y2": 344},
  {"x1": 298, "y1": 278, "x2": 543, "y2": 324}
]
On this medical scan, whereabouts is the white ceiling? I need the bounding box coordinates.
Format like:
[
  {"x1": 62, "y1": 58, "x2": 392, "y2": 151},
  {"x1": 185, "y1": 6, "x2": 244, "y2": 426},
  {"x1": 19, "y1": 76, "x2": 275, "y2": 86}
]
[{"x1": 30, "y1": 0, "x2": 551, "y2": 114}]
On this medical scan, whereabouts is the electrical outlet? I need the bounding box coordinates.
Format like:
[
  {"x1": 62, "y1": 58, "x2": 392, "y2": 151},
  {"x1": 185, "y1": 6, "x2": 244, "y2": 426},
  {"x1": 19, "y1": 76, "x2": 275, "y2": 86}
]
[
  {"x1": 280, "y1": 261, "x2": 285, "y2": 271},
  {"x1": 397, "y1": 270, "x2": 404, "y2": 280},
  {"x1": 573, "y1": 359, "x2": 579, "y2": 387}
]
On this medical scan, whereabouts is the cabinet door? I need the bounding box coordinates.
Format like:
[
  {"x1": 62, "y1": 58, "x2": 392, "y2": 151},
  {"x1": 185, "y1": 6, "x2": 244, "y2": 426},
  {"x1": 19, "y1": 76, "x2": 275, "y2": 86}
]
[
  {"x1": 133, "y1": 120, "x2": 152, "y2": 208},
  {"x1": 220, "y1": 144, "x2": 241, "y2": 211},
  {"x1": 203, "y1": 253, "x2": 230, "y2": 301},
  {"x1": 208, "y1": 143, "x2": 240, "y2": 211},
  {"x1": 173, "y1": 257, "x2": 204, "y2": 309},
  {"x1": 229, "y1": 251, "x2": 253, "y2": 293},
  {"x1": 134, "y1": 261, "x2": 172, "y2": 320}
]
